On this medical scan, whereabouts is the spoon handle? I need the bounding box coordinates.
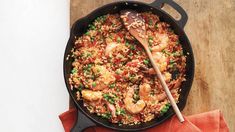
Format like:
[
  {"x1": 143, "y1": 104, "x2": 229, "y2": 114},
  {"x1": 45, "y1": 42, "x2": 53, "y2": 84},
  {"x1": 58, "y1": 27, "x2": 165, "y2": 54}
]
[{"x1": 145, "y1": 47, "x2": 185, "y2": 123}]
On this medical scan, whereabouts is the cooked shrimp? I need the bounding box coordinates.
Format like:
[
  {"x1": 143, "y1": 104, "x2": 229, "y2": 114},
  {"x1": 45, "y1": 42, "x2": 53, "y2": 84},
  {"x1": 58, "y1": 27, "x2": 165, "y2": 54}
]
[
  {"x1": 139, "y1": 82, "x2": 179, "y2": 103},
  {"x1": 152, "y1": 52, "x2": 167, "y2": 71},
  {"x1": 164, "y1": 72, "x2": 172, "y2": 82},
  {"x1": 81, "y1": 90, "x2": 102, "y2": 101},
  {"x1": 139, "y1": 83, "x2": 151, "y2": 101},
  {"x1": 151, "y1": 33, "x2": 169, "y2": 52},
  {"x1": 105, "y1": 41, "x2": 120, "y2": 56},
  {"x1": 124, "y1": 87, "x2": 146, "y2": 114},
  {"x1": 91, "y1": 65, "x2": 115, "y2": 90},
  {"x1": 139, "y1": 83, "x2": 158, "y2": 103},
  {"x1": 105, "y1": 37, "x2": 129, "y2": 57}
]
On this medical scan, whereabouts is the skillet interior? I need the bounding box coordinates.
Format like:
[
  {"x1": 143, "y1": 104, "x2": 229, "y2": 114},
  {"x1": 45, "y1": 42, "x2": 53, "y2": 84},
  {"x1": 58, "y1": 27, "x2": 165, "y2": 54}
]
[{"x1": 64, "y1": 1, "x2": 194, "y2": 131}]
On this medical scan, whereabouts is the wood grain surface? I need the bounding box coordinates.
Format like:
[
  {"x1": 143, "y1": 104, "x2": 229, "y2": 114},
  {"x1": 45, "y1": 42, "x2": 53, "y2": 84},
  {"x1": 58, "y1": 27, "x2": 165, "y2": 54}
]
[{"x1": 70, "y1": 0, "x2": 235, "y2": 131}]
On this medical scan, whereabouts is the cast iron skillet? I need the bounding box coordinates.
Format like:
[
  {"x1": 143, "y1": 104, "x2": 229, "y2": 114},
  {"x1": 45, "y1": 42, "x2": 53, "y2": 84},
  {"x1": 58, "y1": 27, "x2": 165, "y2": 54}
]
[{"x1": 63, "y1": 0, "x2": 194, "y2": 131}]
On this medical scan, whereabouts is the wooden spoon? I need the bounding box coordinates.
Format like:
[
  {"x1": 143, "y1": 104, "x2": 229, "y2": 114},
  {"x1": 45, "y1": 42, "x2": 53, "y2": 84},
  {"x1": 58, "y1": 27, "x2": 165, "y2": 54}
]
[{"x1": 120, "y1": 10, "x2": 184, "y2": 123}]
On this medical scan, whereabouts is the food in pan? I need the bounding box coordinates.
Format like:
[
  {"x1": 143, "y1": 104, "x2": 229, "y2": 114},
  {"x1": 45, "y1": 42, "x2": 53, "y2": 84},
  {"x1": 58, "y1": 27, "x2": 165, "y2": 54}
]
[{"x1": 69, "y1": 12, "x2": 186, "y2": 125}]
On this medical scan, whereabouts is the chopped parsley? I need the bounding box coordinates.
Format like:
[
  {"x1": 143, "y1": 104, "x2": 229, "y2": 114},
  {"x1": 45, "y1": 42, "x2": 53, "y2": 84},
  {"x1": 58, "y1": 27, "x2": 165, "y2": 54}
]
[
  {"x1": 88, "y1": 24, "x2": 96, "y2": 30},
  {"x1": 85, "y1": 31, "x2": 90, "y2": 35},
  {"x1": 117, "y1": 37, "x2": 121, "y2": 43},
  {"x1": 116, "y1": 108, "x2": 126, "y2": 116},
  {"x1": 118, "y1": 122, "x2": 123, "y2": 126},
  {"x1": 100, "y1": 112, "x2": 111, "y2": 119},
  {"x1": 129, "y1": 74, "x2": 136, "y2": 81},
  {"x1": 133, "y1": 94, "x2": 140, "y2": 102},
  {"x1": 143, "y1": 59, "x2": 150, "y2": 65},
  {"x1": 130, "y1": 44, "x2": 135, "y2": 50},
  {"x1": 71, "y1": 68, "x2": 77, "y2": 74},
  {"x1": 82, "y1": 51, "x2": 92, "y2": 59},
  {"x1": 148, "y1": 36, "x2": 153, "y2": 41},
  {"x1": 87, "y1": 64, "x2": 92, "y2": 68},
  {"x1": 90, "y1": 74, "x2": 95, "y2": 80},
  {"x1": 109, "y1": 83, "x2": 116, "y2": 88},
  {"x1": 169, "y1": 59, "x2": 175, "y2": 65},
  {"x1": 162, "y1": 49, "x2": 170, "y2": 55},
  {"x1": 78, "y1": 84, "x2": 84, "y2": 92},
  {"x1": 133, "y1": 88, "x2": 140, "y2": 103},
  {"x1": 115, "y1": 69, "x2": 121, "y2": 75},
  {"x1": 95, "y1": 15, "x2": 106, "y2": 23},
  {"x1": 148, "y1": 37, "x2": 153, "y2": 46},
  {"x1": 129, "y1": 52, "x2": 133, "y2": 56},
  {"x1": 155, "y1": 23, "x2": 159, "y2": 29},
  {"x1": 103, "y1": 93, "x2": 116, "y2": 104},
  {"x1": 173, "y1": 51, "x2": 181, "y2": 57},
  {"x1": 149, "y1": 19, "x2": 153, "y2": 26}
]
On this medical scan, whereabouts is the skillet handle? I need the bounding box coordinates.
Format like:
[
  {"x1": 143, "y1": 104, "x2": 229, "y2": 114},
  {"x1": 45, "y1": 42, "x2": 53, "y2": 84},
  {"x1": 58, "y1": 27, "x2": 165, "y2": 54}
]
[
  {"x1": 150, "y1": 0, "x2": 188, "y2": 28},
  {"x1": 71, "y1": 109, "x2": 96, "y2": 132}
]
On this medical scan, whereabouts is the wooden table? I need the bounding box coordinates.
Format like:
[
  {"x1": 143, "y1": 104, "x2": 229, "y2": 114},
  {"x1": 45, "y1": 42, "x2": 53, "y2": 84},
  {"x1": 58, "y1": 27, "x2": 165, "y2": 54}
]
[{"x1": 70, "y1": 0, "x2": 235, "y2": 131}]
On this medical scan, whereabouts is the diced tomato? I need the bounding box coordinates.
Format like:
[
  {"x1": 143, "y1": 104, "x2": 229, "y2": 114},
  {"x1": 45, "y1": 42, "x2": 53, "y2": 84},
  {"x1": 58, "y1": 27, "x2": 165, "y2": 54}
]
[
  {"x1": 88, "y1": 58, "x2": 95, "y2": 62},
  {"x1": 134, "y1": 115, "x2": 141, "y2": 121},
  {"x1": 114, "y1": 74, "x2": 121, "y2": 80},
  {"x1": 92, "y1": 40, "x2": 97, "y2": 45},
  {"x1": 121, "y1": 70, "x2": 128, "y2": 76},
  {"x1": 117, "y1": 32, "x2": 124, "y2": 38},
  {"x1": 156, "y1": 104, "x2": 161, "y2": 109},
  {"x1": 114, "y1": 58, "x2": 121, "y2": 63},
  {"x1": 126, "y1": 61, "x2": 138, "y2": 67},
  {"x1": 136, "y1": 46, "x2": 143, "y2": 51},
  {"x1": 117, "y1": 115, "x2": 122, "y2": 121}
]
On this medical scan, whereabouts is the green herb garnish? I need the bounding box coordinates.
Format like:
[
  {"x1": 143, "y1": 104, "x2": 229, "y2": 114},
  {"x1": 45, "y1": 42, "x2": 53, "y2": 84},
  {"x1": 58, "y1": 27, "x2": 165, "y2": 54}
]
[
  {"x1": 155, "y1": 23, "x2": 159, "y2": 29},
  {"x1": 71, "y1": 68, "x2": 77, "y2": 74},
  {"x1": 78, "y1": 83, "x2": 84, "y2": 91},
  {"x1": 85, "y1": 31, "x2": 90, "y2": 35},
  {"x1": 149, "y1": 19, "x2": 153, "y2": 26},
  {"x1": 109, "y1": 83, "x2": 116, "y2": 88},
  {"x1": 88, "y1": 24, "x2": 96, "y2": 30},
  {"x1": 103, "y1": 93, "x2": 116, "y2": 104},
  {"x1": 101, "y1": 112, "x2": 111, "y2": 119},
  {"x1": 116, "y1": 108, "x2": 126, "y2": 116},
  {"x1": 87, "y1": 64, "x2": 92, "y2": 68},
  {"x1": 143, "y1": 59, "x2": 150, "y2": 65},
  {"x1": 117, "y1": 37, "x2": 121, "y2": 43},
  {"x1": 130, "y1": 45, "x2": 135, "y2": 50}
]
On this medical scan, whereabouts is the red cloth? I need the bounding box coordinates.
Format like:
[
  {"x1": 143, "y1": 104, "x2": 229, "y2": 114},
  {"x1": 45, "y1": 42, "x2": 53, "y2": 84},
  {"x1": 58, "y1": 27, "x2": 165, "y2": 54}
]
[{"x1": 59, "y1": 109, "x2": 229, "y2": 132}]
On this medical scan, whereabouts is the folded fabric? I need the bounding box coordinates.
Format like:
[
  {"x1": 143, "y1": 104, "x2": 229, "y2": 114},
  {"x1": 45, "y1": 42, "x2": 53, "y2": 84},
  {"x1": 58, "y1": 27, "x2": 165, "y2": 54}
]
[{"x1": 59, "y1": 109, "x2": 229, "y2": 132}]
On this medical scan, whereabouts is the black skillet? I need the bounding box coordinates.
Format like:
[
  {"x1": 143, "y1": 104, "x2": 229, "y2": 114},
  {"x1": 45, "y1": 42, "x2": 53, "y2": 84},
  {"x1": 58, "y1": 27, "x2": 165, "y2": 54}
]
[{"x1": 63, "y1": 0, "x2": 195, "y2": 131}]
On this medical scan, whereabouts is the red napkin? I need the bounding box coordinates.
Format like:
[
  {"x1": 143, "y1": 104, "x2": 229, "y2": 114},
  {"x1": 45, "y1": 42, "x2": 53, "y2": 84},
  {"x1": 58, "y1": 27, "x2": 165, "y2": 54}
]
[{"x1": 59, "y1": 109, "x2": 229, "y2": 132}]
